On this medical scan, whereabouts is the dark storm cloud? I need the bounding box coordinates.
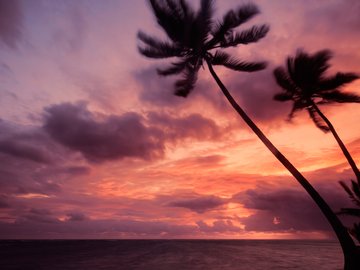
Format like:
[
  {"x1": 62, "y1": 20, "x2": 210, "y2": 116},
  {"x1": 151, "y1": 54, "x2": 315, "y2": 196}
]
[
  {"x1": 43, "y1": 102, "x2": 224, "y2": 163},
  {"x1": 234, "y1": 183, "x2": 351, "y2": 232},
  {"x1": 167, "y1": 195, "x2": 228, "y2": 213},
  {"x1": 0, "y1": 0, "x2": 23, "y2": 48},
  {"x1": 43, "y1": 102, "x2": 165, "y2": 162}
]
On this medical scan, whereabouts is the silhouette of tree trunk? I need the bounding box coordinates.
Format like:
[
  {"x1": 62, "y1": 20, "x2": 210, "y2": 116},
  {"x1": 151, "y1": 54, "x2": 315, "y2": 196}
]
[
  {"x1": 311, "y1": 101, "x2": 360, "y2": 182},
  {"x1": 206, "y1": 59, "x2": 359, "y2": 269}
]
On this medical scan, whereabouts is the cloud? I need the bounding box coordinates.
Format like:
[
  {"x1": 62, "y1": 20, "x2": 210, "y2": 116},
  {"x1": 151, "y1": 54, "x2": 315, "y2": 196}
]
[
  {"x1": 0, "y1": 0, "x2": 23, "y2": 48},
  {"x1": 20, "y1": 208, "x2": 60, "y2": 224},
  {"x1": 0, "y1": 218, "x2": 197, "y2": 239},
  {"x1": 234, "y1": 183, "x2": 352, "y2": 233},
  {"x1": 66, "y1": 212, "x2": 88, "y2": 222},
  {"x1": 167, "y1": 195, "x2": 228, "y2": 213},
  {"x1": 43, "y1": 102, "x2": 224, "y2": 163},
  {"x1": 196, "y1": 220, "x2": 242, "y2": 233},
  {"x1": 0, "y1": 138, "x2": 50, "y2": 164},
  {"x1": 43, "y1": 102, "x2": 165, "y2": 162},
  {"x1": 147, "y1": 111, "x2": 221, "y2": 141}
]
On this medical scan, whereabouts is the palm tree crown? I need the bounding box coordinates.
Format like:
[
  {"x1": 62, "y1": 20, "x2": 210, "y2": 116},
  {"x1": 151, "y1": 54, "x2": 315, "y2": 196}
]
[
  {"x1": 138, "y1": 0, "x2": 269, "y2": 97},
  {"x1": 273, "y1": 49, "x2": 360, "y2": 132}
]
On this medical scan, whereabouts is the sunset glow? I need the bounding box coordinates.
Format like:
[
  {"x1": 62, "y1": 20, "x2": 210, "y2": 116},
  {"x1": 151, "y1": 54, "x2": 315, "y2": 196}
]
[{"x1": 0, "y1": 0, "x2": 359, "y2": 240}]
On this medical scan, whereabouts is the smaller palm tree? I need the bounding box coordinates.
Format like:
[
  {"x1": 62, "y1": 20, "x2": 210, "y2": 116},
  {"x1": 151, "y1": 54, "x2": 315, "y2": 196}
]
[
  {"x1": 339, "y1": 179, "x2": 360, "y2": 242},
  {"x1": 273, "y1": 49, "x2": 360, "y2": 182}
]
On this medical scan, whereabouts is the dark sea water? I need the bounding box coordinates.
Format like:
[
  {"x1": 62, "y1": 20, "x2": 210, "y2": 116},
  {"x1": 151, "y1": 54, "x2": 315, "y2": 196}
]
[{"x1": 0, "y1": 240, "x2": 343, "y2": 270}]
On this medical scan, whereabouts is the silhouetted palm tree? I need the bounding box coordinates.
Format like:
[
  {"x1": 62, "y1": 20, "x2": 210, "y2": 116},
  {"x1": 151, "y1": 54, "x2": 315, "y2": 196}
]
[
  {"x1": 138, "y1": 1, "x2": 358, "y2": 268},
  {"x1": 273, "y1": 49, "x2": 360, "y2": 182},
  {"x1": 339, "y1": 180, "x2": 360, "y2": 242}
]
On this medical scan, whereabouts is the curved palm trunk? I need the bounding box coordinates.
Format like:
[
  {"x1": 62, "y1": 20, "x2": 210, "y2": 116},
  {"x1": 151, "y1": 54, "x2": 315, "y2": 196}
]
[
  {"x1": 206, "y1": 60, "x2": 359, "y2": 269},
  {"x1": 311, "y1": 102, "x2": 360, "y2": 183}
]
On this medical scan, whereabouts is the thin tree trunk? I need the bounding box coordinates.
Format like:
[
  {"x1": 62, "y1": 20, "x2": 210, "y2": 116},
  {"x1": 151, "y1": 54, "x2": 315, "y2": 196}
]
[
  {"x1": 206, "y1": 60, "x2": 358, "y2": 269},
  {"x1": 312, "y1": 102, "x2": 360, "y2": 183}
]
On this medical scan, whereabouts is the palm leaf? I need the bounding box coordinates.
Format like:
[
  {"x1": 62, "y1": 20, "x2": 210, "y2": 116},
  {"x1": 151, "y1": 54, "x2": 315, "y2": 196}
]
[
  {"x1": 351, "y1": 180, "x2": 360, "y2": 201},
  {"x1": 287, "y1": 50, "x2": 332, "y2": 87},
  {"x1": 273, "y1": 67, "x2": 298, "y2": 93},
  {"x1": 319, "y1": 72, "x2": 359, "y2": 91},
  {"x1": 319, "y1": 90, "x2": 360, "y2": 104},
  {"x1": 340, "y1": 181, "x2": 360, "y2": 207},
  {"x1": 210, "y1": 3, "x2": 260, "y2": 45},
  {"x1": 307, "y1": 106, "x2": 330, "y2": 132},
  {"x1": 149, "y1": 0, "x2": 194, "y2": 44},
  {"x1": 338, "y1": 208, "x2": 360, "y2": 217},
  {"x1": 174, "y1": 65, "x2": 199, "y2": 97},
  {"x1": 273, "y1": 93, "x2": 293, "y2": 101},
  {"x1": 221, "y1": 24, "x2": 269, "y2": 47},
  {"x1": 194, "y1": 0, "x2": 214, "y2": 45},
  {"x1": 157, "y1": 61, "x2": 188, "y2": 76},
  {"x1": 288, "y1": 99, "x2": 305, "y2": 120},
  {"x1": 211, "y1": 50, "x2": 266, "y2": 72},
  {"x1": 137, "y1": 31, "x2": 182, "y2": 58}
]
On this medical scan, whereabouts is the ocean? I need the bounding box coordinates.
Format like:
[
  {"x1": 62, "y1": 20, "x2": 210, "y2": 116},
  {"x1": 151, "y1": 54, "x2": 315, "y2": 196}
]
[{"x1": 0, "y1": 240, "x2": 343, "y2": 270}]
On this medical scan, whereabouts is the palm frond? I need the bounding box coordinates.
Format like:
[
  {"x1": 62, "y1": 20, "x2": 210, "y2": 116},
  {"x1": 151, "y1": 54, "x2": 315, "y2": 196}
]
[
  {"x1": 174, "y1": 65, "x2": 199, "y2": 97},
  {"x1": 157, "y1": 61, "x2": 188, "y2": 76},
  {"x1": 273, "y1": 93, "x2": 293, "y2": 101},
  {"x1": 350, "y1": 223, "x2": 360, "y2": 242},
  {"x1": 211, "y1": 50, "x2": 266, "y2": 72},
  {"x1": 137, "y1": 31, "x2": 182, "y2": 58},
  {"x1": 149, "y1": 0, "x2": 194, "y2": 44},
  {"x1": 340, "y1": 181, "x2": 360, "y2": 207},
  {"x1": 288, "y1": 99, "x2": 305, "y2": 120},
  {"x1": 287, "y1": 50, "x2": 332, "y2": 87},
  {"x1": 273, "y1": 67, "x2": 298, "y2": 93},
  {"x1": 351, "y1": 180, "x2": 360, "y2": 201},
  {"x1": 319, "y1": 90, "x2": 360, "y2": 104},
  {"x1": 307, "y1": 106, "x2": 330, "y2": 132},
  {"x1": 194, "y1": 0, "x2": 214, "y2": 45},
  {"x1": 338, "y1": 208, "x2": 360, "y2": 217},
  {"x1": 319, "y1": 72, "x2": 359, "y2": 91},
  {"x1": 221, "y1": 24, "x2": 269, "y2": 47},
  {"x1": 210, "y1": 3, "x2": 260, "y2": 46}
]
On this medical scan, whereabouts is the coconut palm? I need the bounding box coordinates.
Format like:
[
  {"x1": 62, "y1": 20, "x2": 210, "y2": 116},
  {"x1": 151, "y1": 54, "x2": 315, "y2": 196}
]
[
  {"x1": 339, "y1": 180, "x2": 360, "y2": 242},
  {"x1": 273, "y1": 49, "x2": 360, "y2": 182},
  {"x1": 138, "y1": 0, "x2": 358, "y2": 268}
]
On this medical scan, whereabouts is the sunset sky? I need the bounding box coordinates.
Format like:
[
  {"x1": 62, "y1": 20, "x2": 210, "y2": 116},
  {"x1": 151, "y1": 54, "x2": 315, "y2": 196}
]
[{"x1": 0, "y1": 0, "x2": 359, "y2": 239}]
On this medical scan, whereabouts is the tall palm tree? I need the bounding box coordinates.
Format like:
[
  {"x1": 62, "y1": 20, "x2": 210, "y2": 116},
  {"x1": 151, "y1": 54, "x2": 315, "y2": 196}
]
[
  {"x1": 138, "y1": 0, "x2": 358, "y2": 268},
  {"x1": 339, "y1": 180, "x2": 360, "y2": 243},
  {"x1": 273, "y1": 49, "x2": 360, "y2": 182}
]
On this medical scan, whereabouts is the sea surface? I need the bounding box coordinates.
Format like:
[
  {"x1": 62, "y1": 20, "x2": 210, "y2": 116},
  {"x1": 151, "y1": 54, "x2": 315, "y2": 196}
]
[{"x1": 0, "y1": 240, "x2": 343, "y2": 270}]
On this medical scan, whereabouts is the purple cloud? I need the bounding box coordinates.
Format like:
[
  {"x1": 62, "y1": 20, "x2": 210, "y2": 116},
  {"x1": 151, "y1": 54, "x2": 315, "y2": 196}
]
[
  {"x1": 0, "y1": 138, "x2": 50, "y2": 164},
  {"x1": 43, "y1": 102, "x2": 165, "y2": 162},
  {"x1": 234, "y1": 184, "x2": 352, "y2": 233},
  {"x1": 66, "y1": 212, "x2": 88, "y2": 222},
  {"x1": 196, "y1": 220, "x2": 242, "y2": 233},
  {"x1": 147, "y1": 111, "x2": 221, "y2": 141},
  {"x1": 43, "y1": 102, "x2": 224, "y2": 163},
  {"x1": 167, "y1": 195, "x2": 228, "y2": 213}
]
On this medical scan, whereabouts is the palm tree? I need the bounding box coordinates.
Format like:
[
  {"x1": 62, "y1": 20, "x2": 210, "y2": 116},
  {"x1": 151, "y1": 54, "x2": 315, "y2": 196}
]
[
  {"x1": 138, "y1": 0, "x2": 358, "y2": 268},
  {"x1": 339, "y1": 180, "x2": 360, "y2": 243},
  {"x1": 273, "y1": 49, "x2": 360, "y2": 182}
]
